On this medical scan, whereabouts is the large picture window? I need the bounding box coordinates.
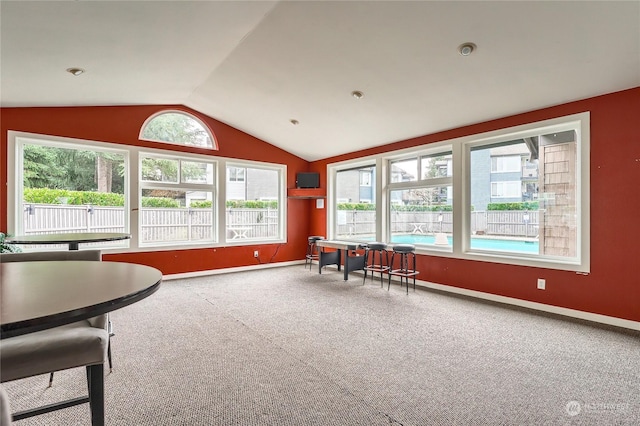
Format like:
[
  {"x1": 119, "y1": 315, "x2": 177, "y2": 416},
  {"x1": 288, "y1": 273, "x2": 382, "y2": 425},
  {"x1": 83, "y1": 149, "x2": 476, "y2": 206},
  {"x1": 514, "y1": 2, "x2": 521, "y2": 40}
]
[
  {"x1": 327, "y1": 112, "x2": 589, "y2": 272},
  {"x1": 139, "y1": 153, "x2": 215, "y2": 245},
  {"x1": 10, "y1": 136, "x2": 129, "y2": 250},
  {"x1": 334, "y1": 165, "x2": 376, "y2": 241},
  {"x1": 225, "y1": 163, "x2": 283, "y2": 241},
  {"x1": 8, "y1": 131, "x2": 287, "y2": 251}
]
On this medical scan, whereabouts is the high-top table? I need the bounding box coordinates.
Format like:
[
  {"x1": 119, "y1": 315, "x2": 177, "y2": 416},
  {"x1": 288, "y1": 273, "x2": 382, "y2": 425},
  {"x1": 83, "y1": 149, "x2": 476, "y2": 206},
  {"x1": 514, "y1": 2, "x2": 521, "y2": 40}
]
[
  {"x1": 7, "y1": 232, "x2": 131, "y2": 251},
  {"x1": 315, "y1": 240, "x2": 366, "y2": 281},
  {"x1": 1, "y1": 260, "x2": 161, "y2": 339}
]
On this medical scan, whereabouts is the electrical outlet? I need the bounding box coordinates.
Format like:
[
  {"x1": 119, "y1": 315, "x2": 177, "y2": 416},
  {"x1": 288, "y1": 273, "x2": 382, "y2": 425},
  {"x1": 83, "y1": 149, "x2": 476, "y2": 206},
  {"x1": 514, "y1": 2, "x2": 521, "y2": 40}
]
[
  {"x1": 537, "y1": 278, "x2": 546, "y2": 290},
  {"x1": 254, "y1": 250, "x2": 259, "y2": 258}
]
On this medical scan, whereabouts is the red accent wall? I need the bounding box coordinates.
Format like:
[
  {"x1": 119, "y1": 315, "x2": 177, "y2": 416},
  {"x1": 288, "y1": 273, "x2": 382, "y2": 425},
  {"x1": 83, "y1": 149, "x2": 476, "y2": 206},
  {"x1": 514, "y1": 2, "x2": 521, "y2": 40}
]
[
  {"x1": 0, "y1": 105, "x2": 311, "y2": 274},
  {"x1": 309, "y1": 88, "x2": 640, "y2": 323},
  {"x1": 2, "y1": 89, "x2": 639, "y2": 323}
]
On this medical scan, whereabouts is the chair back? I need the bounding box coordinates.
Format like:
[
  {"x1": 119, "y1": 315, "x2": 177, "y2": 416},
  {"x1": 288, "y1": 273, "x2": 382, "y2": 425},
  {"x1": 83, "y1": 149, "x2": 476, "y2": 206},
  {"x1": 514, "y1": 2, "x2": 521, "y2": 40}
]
[{"x1": 0, "y1": 250, "x2": 101, "y2": 263}]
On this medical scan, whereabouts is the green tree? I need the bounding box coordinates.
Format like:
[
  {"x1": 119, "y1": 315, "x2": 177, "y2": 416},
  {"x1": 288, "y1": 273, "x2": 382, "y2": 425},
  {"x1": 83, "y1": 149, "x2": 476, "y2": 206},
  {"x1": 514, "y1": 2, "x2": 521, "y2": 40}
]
[{"x1": 141, "y1": 112, "x2": 211, "y2": 147}]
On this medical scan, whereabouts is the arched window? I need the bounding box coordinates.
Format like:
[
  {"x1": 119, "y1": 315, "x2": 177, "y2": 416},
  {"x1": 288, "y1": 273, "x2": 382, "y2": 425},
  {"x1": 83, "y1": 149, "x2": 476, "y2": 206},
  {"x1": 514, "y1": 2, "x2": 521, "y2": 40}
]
[{"x1": 140, "y1": 110, "x2": 217, "y2": 149}]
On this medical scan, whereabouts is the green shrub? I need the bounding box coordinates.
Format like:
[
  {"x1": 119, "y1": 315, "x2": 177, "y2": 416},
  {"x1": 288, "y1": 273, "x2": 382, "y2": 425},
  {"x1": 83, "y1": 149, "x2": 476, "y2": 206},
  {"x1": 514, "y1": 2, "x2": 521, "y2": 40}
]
[
  {"x1": 190, "y1": 200, "x2": 213, "y2": 209},
  {"x1": 389, "y1": 204, "x2": 453, "y2": 212},
  {"x1": 337, "y1": 203, "x2": 376, "y2": 211},
  {"x1": 24, "y1": 188, "x2": 125, "y2": 206},
  {"x1": 487, "y1": 202, "x2": 539, "y2": 211},
  {"x1": 141, "y1": 197, "x2": 180, "y2": 208},
  {"x1": 225, "y1": 200, "x2": 278, "y2": 209}
]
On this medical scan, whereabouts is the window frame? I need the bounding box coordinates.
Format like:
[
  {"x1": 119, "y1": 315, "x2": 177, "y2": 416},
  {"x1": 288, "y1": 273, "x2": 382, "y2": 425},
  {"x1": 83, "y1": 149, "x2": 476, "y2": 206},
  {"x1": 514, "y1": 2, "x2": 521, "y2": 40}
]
[
  {"x1": 326, "y1": 112, "x2": 590, "y2": 272},
  {"x1": 138, "y1": 151, "x2": 218, "y2": 247},
  {"x1": 7, "y1": 131, "x2": 287, "y2": 253},
  {"x1": 224, "y1": 160, "x2": 287, "y2": 243},
  {"x1": 139, "y1": 109, "x2": 217, "y2": 150}
]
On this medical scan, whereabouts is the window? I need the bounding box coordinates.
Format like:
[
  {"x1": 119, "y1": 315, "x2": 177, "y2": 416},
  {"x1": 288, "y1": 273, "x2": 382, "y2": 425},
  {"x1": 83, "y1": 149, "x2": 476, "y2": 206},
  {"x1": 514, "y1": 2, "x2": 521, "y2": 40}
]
[
  {"x1": 139, "y1": 110, "x2": 216, "y2": 149},
  {"x1": 326, "y1": 112, "x2": 589, "y2": 272},
  {"x1": 388, "y1": 151, "x2": 453, "y2": 249},
  {"x1": 8, "y1": 131, "x2": 287, "y2": 251},
  {"x1": 491, "y1": 156, "x2": 521, "y2": 173},
  {"x1": 225, "y1": 163, "x2": 284, "y2": 241},
  {"x1": 491, "y1": 181, "x2": 521, "y2": 198},
  {"x1": 228, "y1": 167, "x2": 245, "y2": 182},
  {"x1": 469, "y1": 127, "x2": 582, "y2": 261},
  {"x1": 10, "y1": 135, "x2": 129, "y2": 249},
  {"x1": 334, "y1": 165, "x2": 376, "y2": 240},
  {"x1": 139, "y1": 153, "x2": 215, "y2": 245}
]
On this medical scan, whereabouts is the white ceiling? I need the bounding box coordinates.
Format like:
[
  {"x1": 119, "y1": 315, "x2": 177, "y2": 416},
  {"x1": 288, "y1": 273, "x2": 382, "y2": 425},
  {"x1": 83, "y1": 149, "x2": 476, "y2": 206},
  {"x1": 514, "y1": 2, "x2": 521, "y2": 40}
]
[{"x1": 2, "y1": 1, "x2": 639, "y2": 161}]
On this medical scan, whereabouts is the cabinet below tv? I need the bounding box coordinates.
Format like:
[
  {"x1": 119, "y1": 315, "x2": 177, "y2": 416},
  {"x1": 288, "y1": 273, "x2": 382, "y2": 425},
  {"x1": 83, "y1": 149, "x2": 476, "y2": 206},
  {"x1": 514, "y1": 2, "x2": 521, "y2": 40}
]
[{"x1": 287, "y1": 188, "x2": 326, "y2": 199}]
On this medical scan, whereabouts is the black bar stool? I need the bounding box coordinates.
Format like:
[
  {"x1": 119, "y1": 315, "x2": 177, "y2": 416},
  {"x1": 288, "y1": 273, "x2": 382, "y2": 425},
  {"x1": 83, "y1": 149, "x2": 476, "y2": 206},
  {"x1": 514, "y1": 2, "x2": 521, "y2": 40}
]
[
  {"x1": 362, "y1": 242, "x2": 389, "y2": 287},
  {"x1": 305, "y1": 236, "x2": 324, "y2": 270},
  {"x1": 388, "y1": 244, "x2": 419, "y2": 293}
]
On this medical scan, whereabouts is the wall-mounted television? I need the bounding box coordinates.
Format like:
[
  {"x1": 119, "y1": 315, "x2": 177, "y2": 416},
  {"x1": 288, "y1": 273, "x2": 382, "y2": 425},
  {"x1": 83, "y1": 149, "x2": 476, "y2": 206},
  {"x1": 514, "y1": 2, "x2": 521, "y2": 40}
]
[{"x1": 296, "y1": 172, "x2": 320, "y2": 189}]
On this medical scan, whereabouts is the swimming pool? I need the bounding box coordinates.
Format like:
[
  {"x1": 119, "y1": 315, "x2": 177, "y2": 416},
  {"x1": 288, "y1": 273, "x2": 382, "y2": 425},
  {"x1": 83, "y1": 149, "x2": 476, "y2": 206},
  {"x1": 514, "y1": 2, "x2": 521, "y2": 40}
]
[{"x1": 390, "y1": 234, "x2": 539, "y2": 253}]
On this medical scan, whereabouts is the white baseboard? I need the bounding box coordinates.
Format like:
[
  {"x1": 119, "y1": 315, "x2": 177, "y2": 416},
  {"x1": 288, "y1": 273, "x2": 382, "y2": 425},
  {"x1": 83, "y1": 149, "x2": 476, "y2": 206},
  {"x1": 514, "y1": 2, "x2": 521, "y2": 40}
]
[
  {"x1": 164, "y1": 261, "x2": 640, "y2": 332},
  {"x1": 413, "y1": 278, "x2": 640, "y2": 332},
  {"x1": 163, "y1": 260, "x2": 304, "y2": 281}
]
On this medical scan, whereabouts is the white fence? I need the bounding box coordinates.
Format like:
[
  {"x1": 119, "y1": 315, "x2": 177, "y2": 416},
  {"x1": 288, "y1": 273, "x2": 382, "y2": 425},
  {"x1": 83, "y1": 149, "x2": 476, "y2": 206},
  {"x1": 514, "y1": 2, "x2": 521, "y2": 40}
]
[
  {"x1": 21, "y1": 204, "x2": 538, "y2": 241},
  {"x1": 337, "y1": 210, "x2": 539, "y2": 238},
  {"x1": 21, "y1": 204, "x2": 280, "y2": 241}
]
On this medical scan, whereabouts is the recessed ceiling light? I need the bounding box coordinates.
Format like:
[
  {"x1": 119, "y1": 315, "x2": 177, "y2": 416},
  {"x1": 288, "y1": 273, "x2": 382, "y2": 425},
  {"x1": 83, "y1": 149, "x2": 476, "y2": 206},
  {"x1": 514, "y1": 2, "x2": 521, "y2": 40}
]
[
  {"x1": 458, "y1": 43, "x2": 476, "y2": 56},
  {"x1": 290, "y1": 119, "x2": 299, "y2": 125},
  {"x1": 66, "y1": 67, "x2": 85, "y2": 76},
  {"x1": 351, "y1": 90, "x2": 364, "y2": 99}
]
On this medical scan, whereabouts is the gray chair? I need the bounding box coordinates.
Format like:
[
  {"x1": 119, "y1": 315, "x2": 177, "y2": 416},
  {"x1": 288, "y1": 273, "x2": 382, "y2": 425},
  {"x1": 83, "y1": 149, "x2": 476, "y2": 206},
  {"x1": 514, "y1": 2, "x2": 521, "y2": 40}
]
[
  {"x1": 0, "y1": 386, "x2": 11, "y2": 426},
  {"x1": 0, "y1": 250, "x2": 113, "y2": 385},
  {"x1": 0, "y1": 250, "x2": 109, "y2": 425}
]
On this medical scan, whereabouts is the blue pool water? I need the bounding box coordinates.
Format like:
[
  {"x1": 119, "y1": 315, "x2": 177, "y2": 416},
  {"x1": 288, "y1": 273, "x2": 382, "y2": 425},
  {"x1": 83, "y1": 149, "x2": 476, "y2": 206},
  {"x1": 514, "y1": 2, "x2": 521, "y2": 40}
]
[{"x1": 391, "y1": 234, "x2": 539, "y2": 253}]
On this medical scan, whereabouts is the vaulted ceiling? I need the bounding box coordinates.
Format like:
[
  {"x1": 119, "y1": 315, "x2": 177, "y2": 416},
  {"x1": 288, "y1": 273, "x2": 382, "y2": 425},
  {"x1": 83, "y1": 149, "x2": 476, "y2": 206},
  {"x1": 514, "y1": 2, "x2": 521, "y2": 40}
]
[{"x1": 2, "y1": 1, "x2": 638, "y2": 161}]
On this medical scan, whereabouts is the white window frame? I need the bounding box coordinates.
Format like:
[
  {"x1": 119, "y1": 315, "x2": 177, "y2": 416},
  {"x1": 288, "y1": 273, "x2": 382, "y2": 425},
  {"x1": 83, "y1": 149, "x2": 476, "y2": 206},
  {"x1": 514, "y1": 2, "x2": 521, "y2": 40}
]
[
  {"x1": 139, "y1": 151, "x2": 217, "y2": 248},
  {"x1": 7, "y1": 132, "x2": 132, "y2": 250},
  {"x1": 139, "y1": 109, "x2": 217, "y2": 150},
  {"x1": 7, "y1": 131, "x2": 287, "y2": 253},
  {"x1": 491, "y1": 155, "x2": 521, "y2": 173},
  {"x1": 326, "y1": 112, "x2": 590, "y2": 272},
  {"x1": 491, "y1": 181, "x2": 521, "y2": 198},
  {"x1": 223, "y1": 159, "x2": 287, "y2": 244}
]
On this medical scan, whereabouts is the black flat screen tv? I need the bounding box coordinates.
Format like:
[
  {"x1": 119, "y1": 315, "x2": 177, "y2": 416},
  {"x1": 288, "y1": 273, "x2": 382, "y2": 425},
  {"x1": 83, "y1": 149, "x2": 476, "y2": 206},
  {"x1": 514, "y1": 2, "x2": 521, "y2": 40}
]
[{"x1": 296, "y1": 172, "x2": 320, "y2": 189}]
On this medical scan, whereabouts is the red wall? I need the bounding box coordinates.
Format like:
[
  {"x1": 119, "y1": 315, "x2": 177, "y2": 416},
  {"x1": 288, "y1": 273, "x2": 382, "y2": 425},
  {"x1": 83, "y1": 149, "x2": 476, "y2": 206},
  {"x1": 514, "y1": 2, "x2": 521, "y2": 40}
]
[
  {"x1": 0, "y1": 105, "x2": 312, "y2": 274},
  {"x1": 2, "y1": 89, "x2": 639, "y2": 323},
  {"x1": 310, "y1": 88, "x2": 640, "y2": 323}
]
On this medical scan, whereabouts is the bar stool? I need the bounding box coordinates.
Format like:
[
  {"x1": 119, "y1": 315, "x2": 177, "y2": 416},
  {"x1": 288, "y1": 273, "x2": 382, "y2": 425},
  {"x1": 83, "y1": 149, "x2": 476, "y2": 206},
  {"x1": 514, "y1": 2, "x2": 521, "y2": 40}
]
[
  {"x1": 305, "y1": 236, "x2": 324, "y2": 270},
  {"x1": 362, "y1": 242, "x2": 389, "y2": 287},
  {"x1": 388, "y1": 244, "x2": 419, "y2": 293}
]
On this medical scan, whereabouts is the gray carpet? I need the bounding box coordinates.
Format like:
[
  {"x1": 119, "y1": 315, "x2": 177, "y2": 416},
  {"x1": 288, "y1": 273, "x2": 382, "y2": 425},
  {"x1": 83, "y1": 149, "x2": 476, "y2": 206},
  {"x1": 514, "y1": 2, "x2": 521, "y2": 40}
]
[{"x1": 3, "y1": 265, "x2": 639, "y2": 425}]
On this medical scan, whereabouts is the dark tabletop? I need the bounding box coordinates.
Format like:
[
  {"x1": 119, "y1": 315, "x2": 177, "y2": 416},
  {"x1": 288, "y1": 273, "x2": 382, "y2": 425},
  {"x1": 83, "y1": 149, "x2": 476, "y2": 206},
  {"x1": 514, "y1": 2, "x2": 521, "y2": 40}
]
[{"x1": 1, "y1": 260, "x2": 161, "y2": 339}]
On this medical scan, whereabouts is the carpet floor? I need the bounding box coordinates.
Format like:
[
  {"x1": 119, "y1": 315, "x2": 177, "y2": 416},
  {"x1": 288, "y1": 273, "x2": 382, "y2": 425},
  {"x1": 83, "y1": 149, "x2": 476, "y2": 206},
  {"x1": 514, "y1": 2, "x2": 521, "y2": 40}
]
[{"x1": 3, "y1": 265, "x2": 639, "y2": 425}]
